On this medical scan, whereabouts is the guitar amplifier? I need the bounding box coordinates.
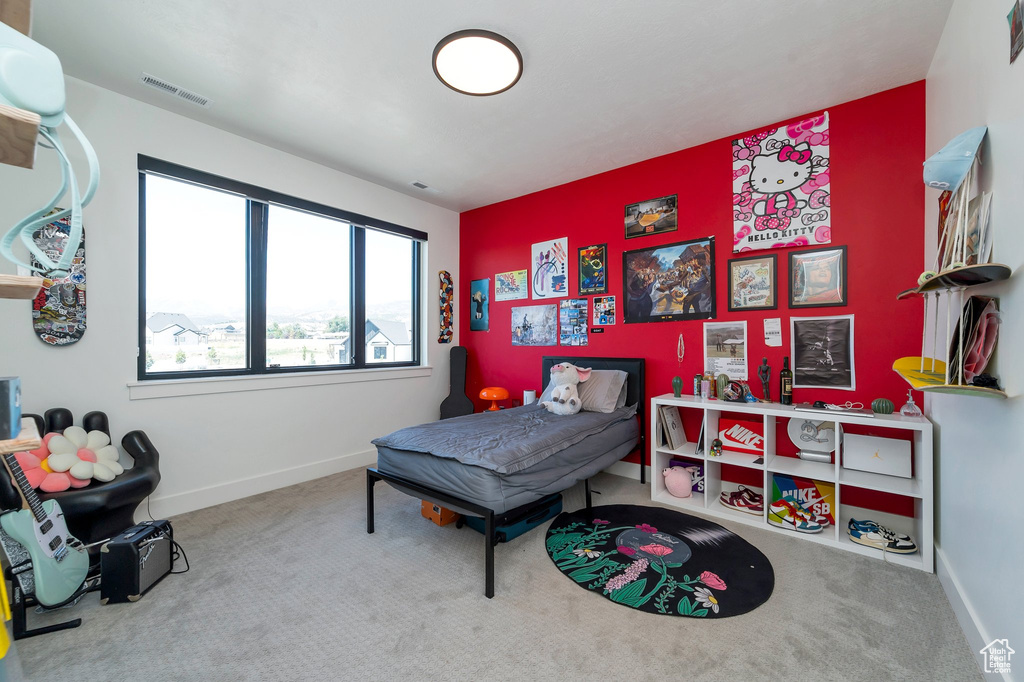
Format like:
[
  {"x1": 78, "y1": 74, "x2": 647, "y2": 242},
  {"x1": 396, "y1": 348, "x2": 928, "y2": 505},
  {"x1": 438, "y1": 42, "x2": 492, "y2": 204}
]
[{"x1": 100, "y1": 520, "x2": 173, "y2": 604}]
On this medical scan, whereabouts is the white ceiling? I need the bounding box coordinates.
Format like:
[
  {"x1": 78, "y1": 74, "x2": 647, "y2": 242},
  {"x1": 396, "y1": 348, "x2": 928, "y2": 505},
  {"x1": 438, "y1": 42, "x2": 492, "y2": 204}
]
[{"x1": 33, "y1": 1, "x2": 953, "y2": 212}]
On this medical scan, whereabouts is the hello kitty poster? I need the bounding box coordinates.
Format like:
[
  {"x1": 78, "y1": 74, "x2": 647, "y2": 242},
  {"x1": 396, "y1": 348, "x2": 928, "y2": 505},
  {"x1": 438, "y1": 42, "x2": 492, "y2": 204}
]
[{"x1": 732, "y1": 112, "x2": 831, "y2": 252}]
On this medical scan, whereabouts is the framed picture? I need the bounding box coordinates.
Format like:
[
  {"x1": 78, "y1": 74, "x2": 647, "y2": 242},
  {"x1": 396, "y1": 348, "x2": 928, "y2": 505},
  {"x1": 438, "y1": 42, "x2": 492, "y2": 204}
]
[
  {"x1": 622, "y1": 236, "x2": 715, "y2": 323},
  {"x1": 790, "y1": 246, "x2": 847, "y2": 308},
  {"x1": 624, "y1": 194, "x2": 678, "y2": 239},
  {"x1": 470, "y1": 278, "x2": 489, "y2": 331},
  {"x1": 592, "y1": 295, "x2": 616, "y2": 326},
  {"x1": 577, "y1": 244, "x2": 607, "y2": 295},
  {"x1": 511, "y1": 305, "x2": 558, "y2": 346},
  {"x1": 728, "y1": 254, "x2": 777, "y2": 311},
  {"x1": 791, "y1": 314, "x2": 855, "y2": 390}
]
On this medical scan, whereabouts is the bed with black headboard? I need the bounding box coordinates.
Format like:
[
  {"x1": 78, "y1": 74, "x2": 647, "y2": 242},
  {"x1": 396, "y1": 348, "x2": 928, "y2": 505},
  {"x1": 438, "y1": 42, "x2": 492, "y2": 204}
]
[{"x1": 366, "y1": 356, "x2": 645, "y2": 598}]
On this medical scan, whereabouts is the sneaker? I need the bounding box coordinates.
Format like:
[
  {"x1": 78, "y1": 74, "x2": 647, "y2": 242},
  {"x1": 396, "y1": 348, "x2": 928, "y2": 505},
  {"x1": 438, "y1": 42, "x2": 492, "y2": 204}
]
[
  {"x1": 784, "y1": 494, "x2": 830, "y2": 527},
  {"x1": 847, "y1": 519, "x2": 918, "y2": 554},
  {"x1": 768, "y1": 498, "x2": 823, "y2": 533},
  {"x1": 719, "y1": 486, "x2": 764, "y2": 515}
]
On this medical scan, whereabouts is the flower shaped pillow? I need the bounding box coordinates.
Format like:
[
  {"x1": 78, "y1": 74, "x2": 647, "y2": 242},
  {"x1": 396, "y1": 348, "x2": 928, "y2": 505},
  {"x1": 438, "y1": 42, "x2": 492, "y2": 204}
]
[
  {"x1": 14, "y1": 433, "x2": 91, "y2": 493},
  {"x1": 46, "y1": 426, "x2": 124, "y2": 483}
]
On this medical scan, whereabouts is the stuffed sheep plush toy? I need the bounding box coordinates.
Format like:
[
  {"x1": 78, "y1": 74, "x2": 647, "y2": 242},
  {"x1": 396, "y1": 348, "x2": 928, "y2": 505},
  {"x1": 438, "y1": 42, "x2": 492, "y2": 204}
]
[{"x1": 539, "y1": 362, "x2": 592, "y2": 416}]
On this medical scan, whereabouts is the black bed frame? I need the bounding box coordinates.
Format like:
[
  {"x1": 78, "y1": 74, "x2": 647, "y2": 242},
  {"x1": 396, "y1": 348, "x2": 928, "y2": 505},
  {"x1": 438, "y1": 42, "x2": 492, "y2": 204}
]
[{"x1": 366, "y1": 356, "x2": 645, "y2": 598}]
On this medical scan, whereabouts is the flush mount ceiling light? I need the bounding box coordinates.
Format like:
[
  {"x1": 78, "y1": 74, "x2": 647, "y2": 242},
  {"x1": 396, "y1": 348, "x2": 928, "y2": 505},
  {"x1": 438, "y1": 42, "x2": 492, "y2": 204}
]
[{"x1": 432, "y1": 30, "x2": 523, "y2": 96}]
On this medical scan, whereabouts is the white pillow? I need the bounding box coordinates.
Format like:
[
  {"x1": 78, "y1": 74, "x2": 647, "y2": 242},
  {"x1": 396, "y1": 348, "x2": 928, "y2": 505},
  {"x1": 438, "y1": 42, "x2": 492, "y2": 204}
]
[{"x1": 539, "y1": 369, "x2": 628, "y2": 413}]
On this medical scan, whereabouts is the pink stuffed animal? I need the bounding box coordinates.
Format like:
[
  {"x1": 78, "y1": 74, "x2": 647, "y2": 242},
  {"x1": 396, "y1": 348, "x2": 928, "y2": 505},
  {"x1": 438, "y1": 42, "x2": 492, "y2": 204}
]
[
  {"x1": 539, "y1": 362, "x2": 592, "y2": 416},
  {"x1": 663, "y1": 467, "x2": 694, "y2": 498}
]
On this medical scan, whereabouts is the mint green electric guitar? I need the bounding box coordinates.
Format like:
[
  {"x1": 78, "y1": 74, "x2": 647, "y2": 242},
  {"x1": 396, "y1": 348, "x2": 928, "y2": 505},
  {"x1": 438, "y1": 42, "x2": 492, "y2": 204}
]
[{"x1": 0, "y1": 452, "x2": 89, "y2": 606}]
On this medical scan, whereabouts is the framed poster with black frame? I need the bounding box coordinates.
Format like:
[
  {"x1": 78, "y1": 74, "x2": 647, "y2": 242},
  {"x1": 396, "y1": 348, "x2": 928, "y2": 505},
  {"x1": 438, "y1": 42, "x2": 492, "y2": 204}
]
[
  {"x1": 728, "y1": 253, "x2": 777, "y2": 312},
  {"x1": 577, "y1": 243, "x2": 607, "y2": 295},
  {"x1": 791, "y1": 314, "x2": 855, "y2": 390},
  {"x1": 622, "y1": 236, "x2": 715, "y2": 323},
  {"x1": 789, "y1": 246, "x2": 847, "y2": 308}
]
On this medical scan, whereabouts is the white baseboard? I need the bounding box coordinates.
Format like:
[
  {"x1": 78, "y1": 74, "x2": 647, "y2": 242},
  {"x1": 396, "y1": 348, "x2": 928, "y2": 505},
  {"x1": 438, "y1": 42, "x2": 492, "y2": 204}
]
[
  {"x1": 936, "y1": 545, "x2": 1010, "y2": 681},
  {"x1": 603, "y1": 460, "x2": 651, "y2": 483},
  {"x1": 144, "y1": 449, "x2": 377, "y2": 519}
]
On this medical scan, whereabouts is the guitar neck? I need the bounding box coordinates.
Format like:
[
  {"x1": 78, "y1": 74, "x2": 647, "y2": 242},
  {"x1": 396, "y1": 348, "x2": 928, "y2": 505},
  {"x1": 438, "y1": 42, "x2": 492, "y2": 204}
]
[{"x1": 1, "y1": 453, "x2": 47, "y2": 522}]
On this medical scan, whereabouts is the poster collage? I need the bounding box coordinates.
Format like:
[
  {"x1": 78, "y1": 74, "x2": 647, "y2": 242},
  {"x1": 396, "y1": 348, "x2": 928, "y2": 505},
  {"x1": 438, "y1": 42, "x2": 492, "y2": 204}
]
[{"x1": 459, "y1": 111, "x2": 854, "y2": 389}]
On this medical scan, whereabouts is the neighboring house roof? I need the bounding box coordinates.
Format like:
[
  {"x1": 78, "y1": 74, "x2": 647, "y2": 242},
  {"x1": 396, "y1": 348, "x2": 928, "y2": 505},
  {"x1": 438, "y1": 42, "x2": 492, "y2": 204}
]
[
  {"x1": 147, "y1": 312, "x2": 201, "y2": 334},
  {"x1": 366, "y1": 319, "x2": 410, "y2": 346}
]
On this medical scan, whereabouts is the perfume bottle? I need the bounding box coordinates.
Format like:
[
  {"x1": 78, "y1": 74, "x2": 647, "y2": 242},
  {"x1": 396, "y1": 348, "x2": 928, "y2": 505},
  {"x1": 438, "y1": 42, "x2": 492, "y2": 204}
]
[{"x1": 900, "y1": 390, "x2": 922, "y2": 417}]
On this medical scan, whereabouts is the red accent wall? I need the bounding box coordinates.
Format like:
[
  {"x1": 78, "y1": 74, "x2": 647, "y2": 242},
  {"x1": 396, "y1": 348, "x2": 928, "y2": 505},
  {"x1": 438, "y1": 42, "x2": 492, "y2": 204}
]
[{"x1": 458, "y1": 83, "x2": 925, "y2": 478}]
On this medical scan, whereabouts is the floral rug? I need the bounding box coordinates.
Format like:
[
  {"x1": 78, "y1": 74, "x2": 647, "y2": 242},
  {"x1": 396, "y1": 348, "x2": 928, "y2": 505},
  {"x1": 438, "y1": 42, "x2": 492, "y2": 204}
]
[{"x1": 545, "y1": 504, "x2": 774, "y2": 617}]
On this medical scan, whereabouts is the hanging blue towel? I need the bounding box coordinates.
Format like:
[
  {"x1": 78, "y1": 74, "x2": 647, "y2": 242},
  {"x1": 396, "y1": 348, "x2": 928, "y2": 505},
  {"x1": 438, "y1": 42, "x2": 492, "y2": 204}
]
[{"x1": 922, "y1": 126, "x2": 987, "y2": 191}]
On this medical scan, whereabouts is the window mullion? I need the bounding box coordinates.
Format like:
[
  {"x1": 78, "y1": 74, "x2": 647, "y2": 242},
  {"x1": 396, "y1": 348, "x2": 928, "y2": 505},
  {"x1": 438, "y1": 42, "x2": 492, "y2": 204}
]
[
  {"x1": 353, "y1": 227, "x2": 366, "y2": 368},
  {"x1": 250, "y1": 201, "x2": 269, "y2": 372}
]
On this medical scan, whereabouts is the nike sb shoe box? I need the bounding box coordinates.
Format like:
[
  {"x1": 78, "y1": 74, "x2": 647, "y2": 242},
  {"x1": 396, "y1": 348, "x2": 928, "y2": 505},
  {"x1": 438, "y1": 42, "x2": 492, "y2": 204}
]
[
  {"x1": 771, "y1": 474, "x2": 835, "y2": 526},
  {"x1": 843, "y1": 434, "x2": 912, "y2": 478}
]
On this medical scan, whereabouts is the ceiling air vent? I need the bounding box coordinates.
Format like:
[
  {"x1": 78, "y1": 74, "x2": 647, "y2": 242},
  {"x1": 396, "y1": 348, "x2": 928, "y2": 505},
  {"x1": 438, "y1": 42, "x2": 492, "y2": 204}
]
[
  {"x1": 139, "y1": 73, "x2": 212, "y2": 108},
  {"x1": 410, "y1": 181, "x2": 441, "y2": 194}
]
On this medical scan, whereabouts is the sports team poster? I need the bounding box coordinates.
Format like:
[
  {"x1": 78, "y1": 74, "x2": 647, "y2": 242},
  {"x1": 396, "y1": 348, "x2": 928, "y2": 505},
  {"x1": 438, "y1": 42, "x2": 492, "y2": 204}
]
[
  {"x1": 495, "y1": 269, "x2": 529, "y2": 301},
  {"x1": 732, "y1": 112, "x2": 831, "y2": 252},
  {"x1": 531, "y1": 238, "x2": 568, "y2": 299}
]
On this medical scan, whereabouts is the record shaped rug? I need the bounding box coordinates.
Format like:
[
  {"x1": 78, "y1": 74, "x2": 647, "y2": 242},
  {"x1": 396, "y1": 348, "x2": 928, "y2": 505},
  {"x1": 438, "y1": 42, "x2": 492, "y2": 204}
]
[{"x1": 545, "y1": 504, "x2": 774, "y2": 618}]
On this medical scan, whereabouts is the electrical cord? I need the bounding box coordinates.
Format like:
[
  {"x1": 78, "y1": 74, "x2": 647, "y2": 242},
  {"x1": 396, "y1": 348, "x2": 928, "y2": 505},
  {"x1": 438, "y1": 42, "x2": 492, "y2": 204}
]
[{"x1": 170, "y1": 539, "x2": 190, "y2": 574}]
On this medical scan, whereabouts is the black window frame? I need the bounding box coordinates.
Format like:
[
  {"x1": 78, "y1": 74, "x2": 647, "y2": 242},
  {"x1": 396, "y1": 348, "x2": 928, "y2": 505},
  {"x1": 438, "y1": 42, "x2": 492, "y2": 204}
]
[{"x1": 137, "y1": 155, "x2": 424, "y2": 381}]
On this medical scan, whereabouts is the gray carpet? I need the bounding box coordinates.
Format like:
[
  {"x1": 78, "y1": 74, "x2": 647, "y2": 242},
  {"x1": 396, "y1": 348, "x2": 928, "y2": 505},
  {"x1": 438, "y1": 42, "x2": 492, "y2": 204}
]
[{"x1": 17, "y1": 469, "x2": 980, "y2": 682}]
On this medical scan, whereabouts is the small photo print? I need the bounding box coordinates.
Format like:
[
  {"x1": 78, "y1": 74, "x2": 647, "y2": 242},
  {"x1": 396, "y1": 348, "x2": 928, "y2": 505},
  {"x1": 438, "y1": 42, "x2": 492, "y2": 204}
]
[
  {"x1": 728, "y1": 254, "x2": 777, "y2": 311},
  {"x1": 593, "y1": 295, "x2": 616, "y2": 326},
  {"x1": 625, "y1": 194, "x2": 678, "y2": 239}
]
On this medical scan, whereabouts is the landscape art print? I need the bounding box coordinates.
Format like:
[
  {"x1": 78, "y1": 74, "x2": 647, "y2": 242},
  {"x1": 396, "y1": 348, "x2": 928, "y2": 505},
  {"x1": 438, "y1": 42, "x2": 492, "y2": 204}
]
[
  {"x1": 623, "y1": 237, "x2": 715, "y2": 323},
  {"x1": 511, "y1": 304, "x2": 558, "y2": 346},
  {"x1": 791, "y1": 315, "x2": 855, "y2": 390},
  {"x1": 732, "y1": 112, "x2": 831, "y2": 252},
  {"x1": 531, "y1": 238, "x2": 568, "y2": 299},
  {"x1": 495, "y1": 269, "x2": 529, "y2": 301}
]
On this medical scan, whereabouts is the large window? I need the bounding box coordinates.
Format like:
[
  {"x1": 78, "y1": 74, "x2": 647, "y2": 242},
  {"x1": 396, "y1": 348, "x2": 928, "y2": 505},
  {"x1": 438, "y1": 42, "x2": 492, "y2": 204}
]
[{"x1": 138, "y1": 156, "x2": 423, "y2": 380}]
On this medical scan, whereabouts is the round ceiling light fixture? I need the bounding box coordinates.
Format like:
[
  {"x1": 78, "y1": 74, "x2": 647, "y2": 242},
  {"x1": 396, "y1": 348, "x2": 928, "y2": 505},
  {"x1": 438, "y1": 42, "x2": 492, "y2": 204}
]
[{"x1": 432, "y1": 29, "x2": 523, "y2": 96}]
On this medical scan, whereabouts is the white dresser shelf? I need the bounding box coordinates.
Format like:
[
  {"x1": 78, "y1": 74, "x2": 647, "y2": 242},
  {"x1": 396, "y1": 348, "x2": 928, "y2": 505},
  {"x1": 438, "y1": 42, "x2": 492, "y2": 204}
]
[{"x1": 650, "y1": 394, "x2": 934, "y2": 572}]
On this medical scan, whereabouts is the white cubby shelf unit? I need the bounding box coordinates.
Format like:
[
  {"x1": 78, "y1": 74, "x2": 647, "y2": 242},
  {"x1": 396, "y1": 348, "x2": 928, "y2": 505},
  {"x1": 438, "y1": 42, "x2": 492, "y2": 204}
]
[{"x1": 650, "y1": 394, "x2": 934, "y2": 572}]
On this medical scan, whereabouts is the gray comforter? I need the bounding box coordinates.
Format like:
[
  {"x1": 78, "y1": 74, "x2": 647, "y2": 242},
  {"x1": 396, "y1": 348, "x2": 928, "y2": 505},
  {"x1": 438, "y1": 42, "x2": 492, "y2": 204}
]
[{"x1": 371, "y1": 403, "x2": 637, "y2": 474}]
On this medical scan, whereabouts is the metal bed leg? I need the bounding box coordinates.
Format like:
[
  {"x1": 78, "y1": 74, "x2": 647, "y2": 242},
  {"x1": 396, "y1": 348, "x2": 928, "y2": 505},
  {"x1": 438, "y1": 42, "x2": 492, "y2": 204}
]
[
  {"x1": 366, "y1": 471, "x2": 376, "y2": 534},
  {"x1": 585, "y1": 479, "x2": 593, "y2": 515},
  {"x1": 484, "y1": 510, "x2": 495, "y2": 599}
]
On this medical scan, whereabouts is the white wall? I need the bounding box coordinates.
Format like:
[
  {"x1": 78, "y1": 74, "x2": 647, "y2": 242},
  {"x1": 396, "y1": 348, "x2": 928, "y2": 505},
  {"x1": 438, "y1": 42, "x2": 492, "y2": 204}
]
[
  {"x1": 0, "y1": 77, "x2": 460, "y2": 517},
  {"x1": 926, "y1": 0, "x2": 1024, "y2": 673}
]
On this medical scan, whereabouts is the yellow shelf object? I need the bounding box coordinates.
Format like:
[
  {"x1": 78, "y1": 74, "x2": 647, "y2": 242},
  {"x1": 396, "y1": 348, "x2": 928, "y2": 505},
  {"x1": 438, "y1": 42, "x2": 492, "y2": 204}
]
[{"x1": 892, "y1": 357, "x2": 1006, "y2": 400}]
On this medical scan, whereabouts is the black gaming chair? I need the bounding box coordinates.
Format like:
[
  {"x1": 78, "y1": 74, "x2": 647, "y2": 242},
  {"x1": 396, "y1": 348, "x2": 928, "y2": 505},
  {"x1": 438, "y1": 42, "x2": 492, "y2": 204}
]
[{"x1": 0, "y1": 408, "x2": 161, "y2": 558}]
